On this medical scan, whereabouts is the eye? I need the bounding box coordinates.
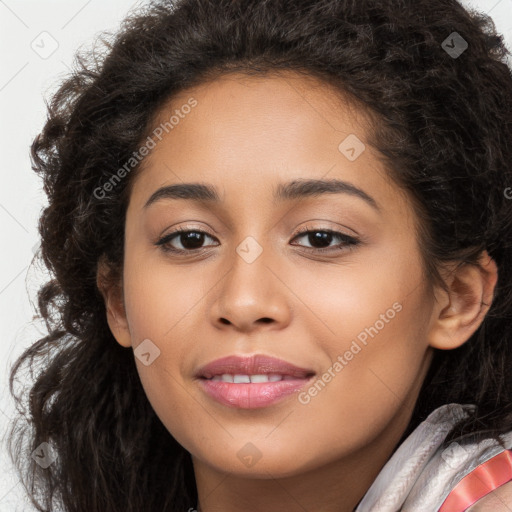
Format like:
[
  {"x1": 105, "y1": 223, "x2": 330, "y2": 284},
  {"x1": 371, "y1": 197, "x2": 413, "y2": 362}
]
[
  {"x1": 290, "y1": 226, "x2": 360, "y2": 253},
  {"x1": 155, "y1": 228, "x2": 219, "y2": 253}
]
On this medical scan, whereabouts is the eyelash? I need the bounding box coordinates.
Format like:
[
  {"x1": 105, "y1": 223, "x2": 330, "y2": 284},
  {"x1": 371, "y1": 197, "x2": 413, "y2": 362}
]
[{"x1": 155, "y1": 225, "x2": 361, "y2": 255}]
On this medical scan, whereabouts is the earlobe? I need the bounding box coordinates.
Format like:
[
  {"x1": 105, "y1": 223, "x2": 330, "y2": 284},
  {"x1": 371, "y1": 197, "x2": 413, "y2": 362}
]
[
  {"x1": 428, "y1": 251, "x2": 498, "y2": 351},
  {"x1": 96, "y1": 257, "x2": 132, "y2": 348}
]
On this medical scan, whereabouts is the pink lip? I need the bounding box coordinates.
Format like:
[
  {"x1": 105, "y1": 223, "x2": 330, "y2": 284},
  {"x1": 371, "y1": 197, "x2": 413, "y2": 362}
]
[{"x1": 195, "y1": 354, "x2": 315, "y2": 409}]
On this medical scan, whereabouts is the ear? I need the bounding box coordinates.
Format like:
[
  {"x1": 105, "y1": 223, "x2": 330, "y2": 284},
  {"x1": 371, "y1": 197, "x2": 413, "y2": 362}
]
[
  {"x1": 96, "y1": 255, "x2": 132, "y2": 348},
  {"x1": 428, "y1": 251, "x2": 498, "y2": 350}
]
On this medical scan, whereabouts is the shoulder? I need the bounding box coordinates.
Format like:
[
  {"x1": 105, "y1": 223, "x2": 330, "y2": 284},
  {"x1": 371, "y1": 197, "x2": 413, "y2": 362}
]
[{"x1": 466, "y1": 481, "x2": 512, "y2": 511}]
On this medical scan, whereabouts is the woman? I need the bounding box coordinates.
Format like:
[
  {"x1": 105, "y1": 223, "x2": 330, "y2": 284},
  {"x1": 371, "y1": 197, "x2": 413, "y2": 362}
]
[{"x1": 8, "y1": 0, "x2": 512, "y2": 510}]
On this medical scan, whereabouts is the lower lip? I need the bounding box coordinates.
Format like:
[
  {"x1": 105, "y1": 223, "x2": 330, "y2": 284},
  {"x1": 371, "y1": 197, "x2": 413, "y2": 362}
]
[{"x1": 198, "y1": 377, "x2": 313, "y2": 409}]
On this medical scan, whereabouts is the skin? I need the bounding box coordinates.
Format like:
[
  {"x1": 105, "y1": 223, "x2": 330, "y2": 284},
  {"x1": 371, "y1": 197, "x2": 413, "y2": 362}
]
[{"x1": 97, "y1": 70, "x2": 498, "y2": 512}]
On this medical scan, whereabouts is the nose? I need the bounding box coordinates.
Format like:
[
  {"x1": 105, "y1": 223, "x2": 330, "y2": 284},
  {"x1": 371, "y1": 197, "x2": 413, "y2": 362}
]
[{"x1": 209, "y1": 245, "x2": 293, "y2": 333}]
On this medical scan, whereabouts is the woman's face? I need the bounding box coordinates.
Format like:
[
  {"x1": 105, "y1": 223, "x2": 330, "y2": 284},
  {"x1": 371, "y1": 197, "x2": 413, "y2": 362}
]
[{"x1": 116, "y1": 71, "x2": 438, "y2": 478}]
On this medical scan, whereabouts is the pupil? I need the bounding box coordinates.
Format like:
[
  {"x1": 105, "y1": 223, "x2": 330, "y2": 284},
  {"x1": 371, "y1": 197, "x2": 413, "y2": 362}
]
[
  {"x1": 309, "y1": 231, "x2": 332, "y2": 248},
  {"x1": 182, "y1": 232, "x2": 204, "y2": 249}
]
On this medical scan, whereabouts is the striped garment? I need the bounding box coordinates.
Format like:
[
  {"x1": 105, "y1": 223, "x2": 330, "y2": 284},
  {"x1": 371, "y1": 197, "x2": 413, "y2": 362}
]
[{"x1": 355, "y1": 403, "x2": 512, "y2": 511}]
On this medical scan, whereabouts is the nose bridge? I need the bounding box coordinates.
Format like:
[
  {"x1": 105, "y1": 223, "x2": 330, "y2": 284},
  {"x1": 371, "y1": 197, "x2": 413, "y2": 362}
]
[
  {"x1": 227, "y1": 231, "x2": 274, "y2": 305},
  {"x1": 230, "y1": 235, "x2": 271, "y2": 292}
]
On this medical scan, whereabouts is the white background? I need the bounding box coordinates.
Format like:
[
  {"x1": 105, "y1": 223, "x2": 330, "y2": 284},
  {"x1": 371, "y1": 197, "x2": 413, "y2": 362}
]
[{"x1": 1, "y1": 0, "x2": 511, "y2": 509}]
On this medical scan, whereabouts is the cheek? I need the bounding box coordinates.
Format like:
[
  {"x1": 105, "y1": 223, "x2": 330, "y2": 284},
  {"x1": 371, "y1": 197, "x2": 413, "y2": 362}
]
[
  {"x1": 324, "y1": 282, "x2": 430, "y2": 422},
  {"x1": 123, "y1": 250, "x2": 207, "y2": 343},
  {"x1": 272, "y1": 294, "x2": 432, "y2": 473},
  {"x1": 281, "y1": 250, "x2": 432, "y2": 451},
  {"x1": 307, "y1": 244, "x2": 427, "y2": 363},
  {"x1": 120, "y1": 252, "x2": 207, "y2": 432}
]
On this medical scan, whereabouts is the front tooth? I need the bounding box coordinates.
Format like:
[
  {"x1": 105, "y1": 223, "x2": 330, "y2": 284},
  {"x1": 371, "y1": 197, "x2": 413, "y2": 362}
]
[
  {"x1": 249, "y1": 374, "x2": 270, "y2": 383},
  {"x1": 215, "y1": 374, "x2": 287, "y2": 383}
]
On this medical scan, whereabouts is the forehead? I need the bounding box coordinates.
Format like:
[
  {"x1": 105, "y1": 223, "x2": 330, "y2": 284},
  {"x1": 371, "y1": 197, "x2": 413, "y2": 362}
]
[{"x1": 127, "y1": 70, "x2": 402, "y2": 214}]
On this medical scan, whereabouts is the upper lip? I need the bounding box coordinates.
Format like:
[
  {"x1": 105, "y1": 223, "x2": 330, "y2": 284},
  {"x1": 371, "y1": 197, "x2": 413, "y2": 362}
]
[{"x1": 196, "y1": 354, "x2": 316, "y2": 379}]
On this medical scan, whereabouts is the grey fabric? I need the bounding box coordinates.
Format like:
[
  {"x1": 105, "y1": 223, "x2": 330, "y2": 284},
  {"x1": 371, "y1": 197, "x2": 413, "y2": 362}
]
[{"x1": 355, "y1": 403, "x2": 512, "y2": 511}]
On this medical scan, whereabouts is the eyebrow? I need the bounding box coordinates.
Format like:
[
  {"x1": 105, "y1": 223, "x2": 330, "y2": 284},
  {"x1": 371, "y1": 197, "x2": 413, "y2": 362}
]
[{"x1": 143, "y1": 178, "x2": 379, "y2": 211}]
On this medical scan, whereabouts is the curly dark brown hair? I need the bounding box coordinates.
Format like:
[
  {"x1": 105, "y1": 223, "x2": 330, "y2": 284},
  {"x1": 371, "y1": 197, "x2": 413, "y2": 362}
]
[{"x1": 7, "y1": 0, "x2": 512, "y2": 510}]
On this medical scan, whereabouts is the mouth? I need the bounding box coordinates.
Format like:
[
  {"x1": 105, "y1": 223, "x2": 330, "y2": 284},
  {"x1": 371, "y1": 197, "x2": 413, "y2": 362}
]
[
  {"x1": 195, "y1": 354, "x2": 316, "y2": 409},
  {"x1": 196, "y1": 353, "x2": 316, "y2": 380}
]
